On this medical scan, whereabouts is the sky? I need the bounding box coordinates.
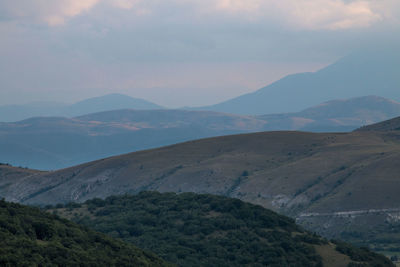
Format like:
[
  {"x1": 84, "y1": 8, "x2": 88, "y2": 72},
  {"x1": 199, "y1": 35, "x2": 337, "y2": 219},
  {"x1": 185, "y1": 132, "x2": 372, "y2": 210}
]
[{"x1": 0, "y1": 0, "x2": 399, "y2": 108}]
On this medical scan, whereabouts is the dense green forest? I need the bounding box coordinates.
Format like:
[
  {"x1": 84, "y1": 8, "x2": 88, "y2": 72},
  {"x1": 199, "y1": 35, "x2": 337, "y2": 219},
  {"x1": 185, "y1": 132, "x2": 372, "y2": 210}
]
[
  {"x1": 50, "y1": 192, "x2": 393, "y2": 267},
  {"x1": 340, "y1": 224, "x2": 400, "y2": 260},
  {"x1": 0, "y1": 199, "x2": 171, "y2": 266}
]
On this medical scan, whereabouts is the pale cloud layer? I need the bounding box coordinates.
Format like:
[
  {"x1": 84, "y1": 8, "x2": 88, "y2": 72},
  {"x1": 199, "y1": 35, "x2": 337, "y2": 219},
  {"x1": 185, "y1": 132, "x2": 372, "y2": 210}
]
[
  {"x1": 0, "y1": 0, "x2": 99, "y2": 25},
  {"x1": 212, "y1": 0, "x2": 381, "y2": 30},
  {"x1": 0, "y1": 0, "x2": 398, "y2": 30}
]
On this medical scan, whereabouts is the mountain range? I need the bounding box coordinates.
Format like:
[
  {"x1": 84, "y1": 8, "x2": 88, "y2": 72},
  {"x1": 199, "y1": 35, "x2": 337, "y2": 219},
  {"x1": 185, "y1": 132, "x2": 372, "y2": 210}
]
[
  {"x1": 258, "y1": 95, "x2": 400, "y2": 132},
  {"x1": 1, "y1": 95, "x2": 399, "y2": 170},
  {"x1": 198, "y1": 46, "x2": 400, "y2": 115},
  {"x1": 2, "y1": 45, "x2": 399, "y2": 123},
  {"x1": 0, "y1": 110, "x2": 264, "y2": 170},
  {"x1": 0, "y1": 94, "x2": 163, "y2": 122}
]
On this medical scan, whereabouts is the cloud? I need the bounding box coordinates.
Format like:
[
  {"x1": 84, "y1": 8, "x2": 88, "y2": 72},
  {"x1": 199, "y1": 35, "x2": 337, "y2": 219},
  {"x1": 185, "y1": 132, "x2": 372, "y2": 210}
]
[
  {"x1": 111, "y1": 0, "x2": 140, "y2": 9},
  {"x1": 0, "y1": 0, "x2": 397, "y2": 30},
  {"x1": 210, "y1": 0, "x2": 382, "y2": 30},
  {"x1": 277, "y1": 0, "x2": 381, "y2": 30},
  {"x1": 0, "y1": 0, "x2": 99, "y2": 25}
]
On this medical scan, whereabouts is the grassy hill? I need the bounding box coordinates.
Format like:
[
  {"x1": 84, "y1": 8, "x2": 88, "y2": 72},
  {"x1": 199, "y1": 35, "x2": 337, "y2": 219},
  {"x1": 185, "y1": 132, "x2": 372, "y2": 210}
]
[
  {"x1": 49, "y1": 191, "x2": 393, "y2": 267},
  {"x1": 0, "y1": 198, "x2": 170, "y2": 266}
]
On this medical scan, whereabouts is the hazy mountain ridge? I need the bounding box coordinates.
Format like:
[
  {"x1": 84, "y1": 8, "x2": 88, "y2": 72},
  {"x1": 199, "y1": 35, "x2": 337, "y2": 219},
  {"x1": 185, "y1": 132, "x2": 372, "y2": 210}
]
[
  {"x1": 0, "y1": 110, "x2": 265, "y2": 170},
  {"x1": 0, "y1": 94, "x2": 163, "y2": 122},
  {"x1": 198, "y1": 48, "x2": 400, "y2": 115},
  {"x1": 1, "y1": 95, "x2": 399, "y2": 170},
  {"x1": 258, "y1": 95, "x2": 400, "y2": 132}
]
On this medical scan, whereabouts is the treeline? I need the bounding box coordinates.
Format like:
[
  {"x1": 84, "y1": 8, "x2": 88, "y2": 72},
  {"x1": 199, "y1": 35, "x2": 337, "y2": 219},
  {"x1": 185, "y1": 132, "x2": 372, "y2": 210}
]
[
  {"x1": 50, "y1": 192, "x2": 394, "y2": 267},
  {"x1": 52, "y1": 192, "x2": 328, "y2": 266},
  {"x1": 0, "y1": 199, "x2": 171, "y2": 266}
]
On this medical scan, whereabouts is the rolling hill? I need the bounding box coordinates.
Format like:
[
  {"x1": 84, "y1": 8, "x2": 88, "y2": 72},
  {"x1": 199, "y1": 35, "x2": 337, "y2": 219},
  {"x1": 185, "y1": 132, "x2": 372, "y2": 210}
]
[
  {"x1": 0, "y1": 93, "x2": 163, "y2": 122},
  {"x1": 0, "y1": 198, "x2": 170, "y2": 266},
  {"x1": 198, "y1": 46, "x2": 400, "y2": 115},
  {"x1": 1, "y1": 96, "x2": 400, "y2": 170},
  {"x1": 49, "y1": 192, "x2": 393, "y2": 267}
]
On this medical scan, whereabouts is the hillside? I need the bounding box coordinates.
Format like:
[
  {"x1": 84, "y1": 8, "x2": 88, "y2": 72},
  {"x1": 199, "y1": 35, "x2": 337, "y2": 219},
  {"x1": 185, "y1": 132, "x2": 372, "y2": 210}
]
[
  {"x1": 8, "y1": 130, "x2": 400, "y2": 214},
  {"x1": 198, "y1": 46, "x2": 400, "y2": 115},
  {"x1": 0, "y1": 163, "x2": 43, "y2": 199},
  {"x1": 0, "y1": 94, "x2": 163, "y2": 122},
  {"x1": 0, "y1": 198, "x2": 170, "y2": 266},
  {"x1": 2, "y1": 96, "x2": 400, "y2": 170},
  {"x1": 49, "y1": 192, "x2": 393, "y2": 267}
]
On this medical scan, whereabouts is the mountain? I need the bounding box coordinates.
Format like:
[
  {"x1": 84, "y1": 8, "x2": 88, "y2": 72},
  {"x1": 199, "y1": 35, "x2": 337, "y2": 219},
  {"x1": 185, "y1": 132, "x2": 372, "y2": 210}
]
[
  {"x1": 0, "y1": 94, "x2": 163, "y2": 122},
  {"x1": 2, "y1": 96, "x2": 400, "y2": 170},
  {"x1": 357, "y1": 116, "x2": 400, "y2": 132},
  {"x1": 0, "y1": 102, "x2": 68, "y2": 123},
  {"x1": 64, "y1": 93, "x2": 163, "y2": 117},
  {"x1": 3, "y1": 122, "x2": 400, "y2": 254},
  {"x1": 258, "y1": 95, "x2": 400, "y2": 132},
  {"x1": 197, "y1": 46, "x2": 400, "y2": 115},
  {"x1": 49, "y1": 192, "x2": 393, "y2": 267},
  {"x1": 0, "y1": 110, "x2": 265, "y2": 170},
  {"x1": 0, "y1": 199, "x2": 170, "y2": 266}
]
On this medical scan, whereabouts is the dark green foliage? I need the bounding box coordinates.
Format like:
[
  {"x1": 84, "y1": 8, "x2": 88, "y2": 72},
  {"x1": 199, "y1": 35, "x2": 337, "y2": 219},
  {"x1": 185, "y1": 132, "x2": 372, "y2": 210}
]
[
  {"x1": 340, "y1": 224, "x2": 400, "y2": 255},
  {"x1": 58, "y1": 192, "x2": 327, "y2": 267},
  {"x1": 333, "y1": 240, "x2": 393, "y2": 266},
  {"x1": 0, "y1": 199, "x2": 170, "y2": 266}
]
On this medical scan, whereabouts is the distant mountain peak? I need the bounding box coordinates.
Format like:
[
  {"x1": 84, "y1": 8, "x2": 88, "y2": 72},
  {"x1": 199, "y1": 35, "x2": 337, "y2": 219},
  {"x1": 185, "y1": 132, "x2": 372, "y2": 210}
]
[
  {"x1": 194, "y1": 47, "x2": 400, "y2": 115},
  {"x1": 0, "y1": 94, "x2": 164, "y2": 122}
]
